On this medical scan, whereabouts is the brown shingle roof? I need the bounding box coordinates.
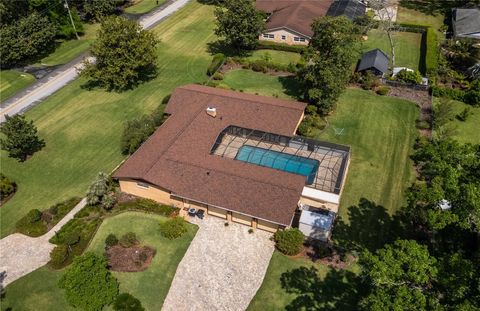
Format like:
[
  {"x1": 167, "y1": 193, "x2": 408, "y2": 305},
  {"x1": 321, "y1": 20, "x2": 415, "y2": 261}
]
[
  {"x1": 256, "y1": 0, "x2": 334, "y2": 37},
  {"x1": 114, "y1": 84, "x2": 308, "y2": 225}
]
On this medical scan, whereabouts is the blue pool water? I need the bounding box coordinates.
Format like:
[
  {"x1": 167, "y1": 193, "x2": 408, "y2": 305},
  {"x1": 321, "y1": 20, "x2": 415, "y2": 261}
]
[{"x1": 235, "y1": 145, "x2": 319, "y2": 184}]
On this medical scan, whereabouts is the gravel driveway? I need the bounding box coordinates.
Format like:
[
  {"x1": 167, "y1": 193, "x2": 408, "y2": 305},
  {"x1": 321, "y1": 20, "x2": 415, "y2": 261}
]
[{"x1": 162, "y1": 217, "x2": 275, "y2": 311}]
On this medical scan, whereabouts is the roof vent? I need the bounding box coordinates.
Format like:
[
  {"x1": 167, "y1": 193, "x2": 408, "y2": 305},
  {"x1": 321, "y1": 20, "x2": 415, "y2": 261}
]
[{"x1": 206, "y1": 107, "x2": 217, "y2": 118}]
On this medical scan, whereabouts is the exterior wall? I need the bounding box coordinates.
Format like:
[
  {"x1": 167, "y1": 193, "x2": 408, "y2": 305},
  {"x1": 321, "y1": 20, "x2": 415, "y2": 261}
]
[
  {"x1": 208, "y1": 206, "x2": 228, "y2": 219},
  {"x1": 259, "y1": 29, "x2": 309, "y2": 46},
  {"x1": 184, "y1": 199, "x2": 207, "y2": 212},
  {"x1": 232, "y1": 212, "x2": 253, "y2": 226},
  {"x1": 299, "y1": 196, "x2": 339, "y2": 214},
  {"x1": 119, "y1": 179, "x2": 183, "y2": 208},
  {"x1": 257, "y1": 219, "x2": 279, "y2": 233}
]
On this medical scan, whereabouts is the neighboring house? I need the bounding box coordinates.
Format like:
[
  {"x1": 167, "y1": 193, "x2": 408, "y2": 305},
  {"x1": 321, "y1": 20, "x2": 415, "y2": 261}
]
[
  {"x1": 452, "y1": 8, "x2": 480, "y2": 39},
  {"x1": 114, "y1": 84, "x2": 351, "y2": 233},
  {"x1": 256, "y1": 0, "x2": 366, "y2": 46},
  {"x1": 356, "y1": 48, "x2": 389, "y2": 76}
]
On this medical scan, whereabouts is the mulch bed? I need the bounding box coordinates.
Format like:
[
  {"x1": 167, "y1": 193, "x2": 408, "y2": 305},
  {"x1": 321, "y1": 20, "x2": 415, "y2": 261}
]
[
  {"x1": 219, "y1": 62, "x2": 293, "y2": 77},
  {"x1": 291, "y1": 241, "x2": 357, "y2": 270},
  {"x1": 106, "y1": 245, "x2": 156, "y2": 272}
]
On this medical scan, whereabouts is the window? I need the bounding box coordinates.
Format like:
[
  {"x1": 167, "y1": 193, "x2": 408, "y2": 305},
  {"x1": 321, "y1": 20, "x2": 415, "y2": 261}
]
[
  {"x1": 268, "y1": 34, "x2": 274, "y2": 39},
  {"x1": 136, "y1": 182, "x2": 150, "y2": 189},
  {"x1": 299, "y1": 38, "x2": 306, "y2": 42},
  {"x1": 262, "y1": 34, "x2": 269, "y2": 38},
  {"x1": 294, "y1": 37, "x2": 300, "y2": 42},
  {"x1": 281, "y1": 35, "x2": 286, "y2": 40}
]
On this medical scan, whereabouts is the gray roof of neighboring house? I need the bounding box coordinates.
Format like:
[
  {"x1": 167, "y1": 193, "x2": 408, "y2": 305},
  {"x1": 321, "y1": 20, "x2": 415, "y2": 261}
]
[
  {"x1": 326, "y1": 0, "x2": 367, "y2": 20},
  {"x1": 452, "y1": 8, "x2": 480, "y2": 38},
  {"x1": 357, "y1": 48, "x2": 389, "y2": 73}
]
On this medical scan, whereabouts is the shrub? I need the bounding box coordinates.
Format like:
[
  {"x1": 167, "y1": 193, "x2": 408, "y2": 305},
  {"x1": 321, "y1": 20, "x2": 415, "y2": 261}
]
[
  {"x1": 207, "y1": 53, "x2": 225, "y2": 76},
  {"x1": 115, "y1": 198, "x2": 178, "y2": 216},
  {"x1": 113, "y1": 293, "x2": 145, "y2": 311},
  {"x1": 27, "y1": 209, "x2": 42, "y2": 223},
  {"x1": 65, "y1": 232, "x2": 81, "y2": 246},
  {"x1": 376, "y1": 86, "x2": 390, "y2": 95},
  {"x1": 102, "y1": 193, "x2": 117, "y2": 210},
  {"x1": 361, "y1": 71, "x2": 380, "y2": 90},
  {"x1": 416, "y1": 119, "x2": 431, "y2": 130},
  {"x1": 251, "y1": 59, "x2": 268, "y2": 73},
  {"x1": 86, "y1": 172, "x2": 110, "y2": 206},
  {"x1": 273, "y1": 228, "x2": 304, "y2": 255},
  {"x1": 59, "y1": 253, "x2": 119, "y2": 310},
  {"x1": 456, "y1": 107, "x2": 472, "y2": 121},
  {"x1": 396, "y1": 69, "x2": 422, "y2": 84},
  {"x1": 212, "y1": 72, "x2": 224, "y2": 80},
  {"x1": 464, "y1": 89, "x2": 480, "y2": 106},
  {"x1": 105, "y1": 234, "x2": 119, "y2": 248},
  {"x1": 257, "y1": 41, "x2": 306, "y2": 53},
  {"x1": 0, "y1": 174, "x2": 16, "y2": 198},
  {"x1": 248, "y1": 228, "x2": 254, "y2": 234},
  {"x1": 160, "y1": 217, "x2": 187, "y2": 239},
  {"x1": 425, "y1": 27, "x2": 439, "y2": 77},
  {"x1": 49, "y1": 245, "x2": 69, "y2": 268},
  {"x1": 431, "y1": 86, "x2": 466, "y2": 101},
  {"x1": 297, "y1": 114, "x2": 326, "y2": 138},
  {"x1": 119, "y1": 232, "x2": 138, "y2": 248},
  {"x1": 224, "y1": 222, "x2": 229, "y2": 227}
]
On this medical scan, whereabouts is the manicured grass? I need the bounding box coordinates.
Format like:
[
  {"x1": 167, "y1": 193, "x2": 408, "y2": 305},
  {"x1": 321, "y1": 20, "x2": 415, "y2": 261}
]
[
  {"x1": 221, "y1": 70, "x2": 418, "y2": 220},
  {"x1": 125, "y1": 0, "x2": 166, "y2": 14},
  {"x1": 247, "y1": 49, "x2": 301, "y2": 65},
  {"x1": 0, "y1": 1, "x2": 215, "y2": 237},
  {"x1": 36, "y1": 23, "x2": 100, "y2": 67},
  {"x1": 248, "y1": 252, "x2": 361, "y2": 310},
  {"x1": 2, "y1": 212, "x2": 197, "y2": 311},
  {"x1": 87, "y1": 212, "x2": 197, "y2": 310},
  {"x1": 219, "y1": 69, "x2": 300, "y2": 100},
  {"x1": 0, "y1": 70, "x2": 35, "y2": 102},
  {"x1": 1, "y1": 267, "x2": 74, "y2": 311},
  {"x1": 397, "y1": 6, "x2": 445, "y2": 39},
  {"x1": 434, "y1": 98, "x2": 480, "y2": 145},
  {"x1": 362, "y1": 29, "x2": 422, "y2": 71}
]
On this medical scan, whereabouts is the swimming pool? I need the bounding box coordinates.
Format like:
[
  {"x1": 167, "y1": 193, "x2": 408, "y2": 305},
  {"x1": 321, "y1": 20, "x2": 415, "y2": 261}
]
[{"x1": 235, "y1": 145, "x2": 319, "y2": 184}]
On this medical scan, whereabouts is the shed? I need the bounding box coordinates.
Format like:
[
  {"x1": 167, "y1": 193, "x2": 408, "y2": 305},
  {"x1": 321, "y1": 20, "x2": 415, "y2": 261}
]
[
  {"x1": 357, "y1": 48, "x2": 389, "y2": 76},
  {"x1": 452, "y1": 8, "x2": 480, "y2": 39},
  {"x1": 299, "y1": 209, "x2": 335, "y2": 241}
]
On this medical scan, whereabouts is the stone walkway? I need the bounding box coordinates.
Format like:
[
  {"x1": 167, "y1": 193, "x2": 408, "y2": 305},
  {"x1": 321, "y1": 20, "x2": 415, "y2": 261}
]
[
  {"x1": 162, "y1": 217, "x2": 275, "y2": 311},
  {"x1": 0, "y1": 198, "x2": 86, "y2": 286}
]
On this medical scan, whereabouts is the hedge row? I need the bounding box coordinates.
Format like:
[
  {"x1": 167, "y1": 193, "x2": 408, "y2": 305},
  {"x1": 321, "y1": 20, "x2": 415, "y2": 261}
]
[
  {"x1": 431, "y1": 85, "x2": 480, "y2": 106},
  {"x1": 257, "y1": 41, "x2": 307, "y2": 53},
  {"x1": 207, "y1": 53, "x2": 225, "y2": 76}
]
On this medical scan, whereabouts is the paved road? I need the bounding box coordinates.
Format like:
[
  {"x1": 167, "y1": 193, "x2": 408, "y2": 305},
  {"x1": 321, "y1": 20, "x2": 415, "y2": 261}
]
[
  {"x1": 0, "y1": 199, "x2": 86, "y2": 286},
  {"x1": 0, "y1": 0, "x2": 191, "y2": 123}
]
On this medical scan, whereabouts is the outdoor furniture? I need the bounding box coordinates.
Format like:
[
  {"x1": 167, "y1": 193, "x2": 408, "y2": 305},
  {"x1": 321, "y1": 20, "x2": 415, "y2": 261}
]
[
  {"x1": 196, "y1": 209, "x2": 205, "y2": 219},
  {"x1": 188, "y1": 208, "x2": 197, "y2": 216}
]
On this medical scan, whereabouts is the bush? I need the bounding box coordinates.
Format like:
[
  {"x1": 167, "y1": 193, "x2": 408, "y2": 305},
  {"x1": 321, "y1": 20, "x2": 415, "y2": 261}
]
[
  {"x1": 456, "y1": 107, "x2": 472, "y2": 121},
  {"x1": 396, "y1": 69, "x2": 422, "y2": 84},
  {"x1": 431, "y1": 86, "x2": 466, "y2": 101},
  {"x1": 273, "y1": 228, "x2": 304, "y2": 255},
  {"x1": 119, "y1": 232, "x2": 138, "y2": 248},
  {"x1": 105, "y1": 234, "x2": 119, "y2": 248},
  {"x1": 86, "y1": 172, "x2": 111, "y2": 206},
  {"x1": 464, "y1": 89, "x2": 480, "y2": 106},
  {"x1": 257, "y1": 41, "x2": 306, "y2": 53},
  {"x1": 102, "y1": 193, "x2": 117, "y2": 210},
  {"x1": 251, "y1": 59, "x2": 268, "y2": 73},
  {"x1": 207, "y1": 53, "x2": 225, "y2": 76},
  {"x1": 59, "y1": 253, "x2": 119, "y2": 310},
  {"x1": 425, "y1": 27, "x2": 439, "y2": 77},
  {"x1": 115, "y1": 198, "x2": 178, "y2": 216},
  {"x1": 65, "y1": 232, "x2": 81, "y2": 246},
  {"x1": 376, "y1": 86, "x2": 390, "y2": 95},
  {"x1": 212, "y1": 72, "x2": 224, "y2": 80},
  {"x1": 27, "y1": 209, "x2": 42, "y2": 223},
  {"x1": 159, "y1": 217, "x2": 187, "y2": 239},
  {"x1": 297, "y1": 114, "x2": 326, "y2": 138},
  {"x1": 248, "y1": 228, "x2": 254, "y2": 234},
  {"x1": 113, "y1": 293, "x2": 145, "y2": 311},
  {"x1": 0, "y1": 173, "x2": 16, "y2": 198},
  {"x1": 361, "y1": 71, "x2": 380, "y2": 90},
  {"x1": 49, "y1": 245, "x2": 69, "y2": 268},
  {"x1": 416, "y1": 119, "x2": 431, "y2": 130}
]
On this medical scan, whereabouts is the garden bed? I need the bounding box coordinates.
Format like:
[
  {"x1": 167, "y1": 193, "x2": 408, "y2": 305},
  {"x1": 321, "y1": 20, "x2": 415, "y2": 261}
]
[{"x1": 106, "y1": 244, "x2": 156, "y2": 272}]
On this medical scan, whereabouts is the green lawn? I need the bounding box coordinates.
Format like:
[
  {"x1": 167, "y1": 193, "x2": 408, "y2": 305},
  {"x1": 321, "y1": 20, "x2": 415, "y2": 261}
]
[
  {"x1": 397, "y1": 6, "x2": 445, "y2": 39},
  {"x1": 434, "y1": 98, "x2": 480, "y2": 145},
  {"x1": 0, "y1": 70, "x2": 35, "y2": 102},
  {"x1": 247, "y1": 49, "x2": 301, "y2": 65},
  {"x1": 125, "y1": 0, "x2": 166, "y2": 14},
  {"x1": 362, "y1": 29, "x2": 422, "y2": 71},
  {"x1": 2, "y1": 212, "x2": 197, "y2": 311},
  {"x1": 88, "y1": 212, "x2": 197, "y2": 310},
  {"x1": 0, "y1": 1, "x2": 215, "y2": 237},
  {"x1": 248, "y1": 252, "x2": 361, "y2": 310},
  {"x1": 35, "y1": 23, "x2": 100, "y2": 67},
  {"x1": 221, "y1": 70, "x2": 418, "y2": 221},
  {"x1": 219, "y1": 69, "x2": 300, "y2": 100}
]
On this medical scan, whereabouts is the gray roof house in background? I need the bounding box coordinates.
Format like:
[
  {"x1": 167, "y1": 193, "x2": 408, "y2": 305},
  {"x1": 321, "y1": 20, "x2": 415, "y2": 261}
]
[
  {"x1": 327, "y1": 0, "x2": 367, "y2": 20},
  {"x1": 452, "y1": 8, "x2": 480, "y2": 39},
  {"x1": 356, "y1": 48, "x2": 390, "y2": 76}
]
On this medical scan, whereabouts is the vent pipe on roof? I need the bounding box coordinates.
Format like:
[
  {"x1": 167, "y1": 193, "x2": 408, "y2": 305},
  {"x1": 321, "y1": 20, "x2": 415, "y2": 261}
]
[{"x1": 206, "y1": 107, "x2": 217, "y2": 118}]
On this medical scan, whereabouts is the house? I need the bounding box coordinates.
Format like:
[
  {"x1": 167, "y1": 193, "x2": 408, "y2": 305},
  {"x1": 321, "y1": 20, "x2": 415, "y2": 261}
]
[
  {"x1": 256, "y1": 0, "x2": 366, "y2": 46},
  {"x1": 452, "y1": 8, "x2": 480, "y2": 39},
  {"x1": 356, "y1": 48, "x2": 390, "y2": 76},
  {"x1": 114, "y1": 84, "x2": 350, "y2": 233}
]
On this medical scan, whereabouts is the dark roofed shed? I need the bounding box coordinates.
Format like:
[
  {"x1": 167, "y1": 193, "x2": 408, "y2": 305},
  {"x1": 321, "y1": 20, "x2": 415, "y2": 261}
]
[{"x1": 356, "y1": 48, "x2": 389, "y2": 76}]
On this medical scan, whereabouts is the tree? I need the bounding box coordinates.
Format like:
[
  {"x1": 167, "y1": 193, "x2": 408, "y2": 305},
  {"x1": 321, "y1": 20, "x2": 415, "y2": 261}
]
[
  {"x1": 299, "y1": 16, "x2": 360, "y2": 115},
  {"x1": 86, "y1": 172, "x2": 111, "y2": 206},
  {"x1": 369, "y1": 0, "x2": 399, "y2": 69},
  {"x1": 113, "y1": 293, "x2": 145, "y2": 311},
  {"x1": 81, "y1": 16, "x2": 159, "y2": 91},
  {"x1": 83, "y1": 0, "x2": 119, "y2": 22},
  {"x1": 0, "y1": 0, "x2": 29, "y2": 26},
  {"x1": 59, "y1": 252, "x2": 119, "y2": 311},
  {"x1": 0, "y1": 12, "x2": 56, "y2": 68},
  {"x1": 214, "y1": 0, "x2": 265, "y2": 51},
  {"x1": 359, "y1": 240, "x2": 438, "y2": 310},
  {"x1": 0, "y1": 115, "x2": 45, "y2": 161}
]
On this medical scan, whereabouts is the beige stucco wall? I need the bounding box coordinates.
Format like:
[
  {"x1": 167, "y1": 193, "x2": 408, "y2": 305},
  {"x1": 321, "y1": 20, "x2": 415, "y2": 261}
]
[
  {"x1": 119, "y1": 179, "x2": 183, "y2": 208},
  {"x1": 208, "y1": 206, "x2": 228, "y2": 219},
  {"x1": 232, "y1": 212, "x2": 252, "y2": 226},
  {"x1": 257, "y1": 219, "x2": 279, "y2": 233},
  {"x1": 299, "y1": 196, "x2": 339, "y2": 213},
  {"x1": 259, "y1": 29, "x2": 309, "y2": 46}
]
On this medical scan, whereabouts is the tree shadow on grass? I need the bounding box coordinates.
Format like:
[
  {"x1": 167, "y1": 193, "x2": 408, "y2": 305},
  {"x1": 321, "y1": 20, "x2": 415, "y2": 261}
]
[
  {"x1": 206, "y1": 40, "x2": 247, "y2": 57},
  {"x1": 279, "y1": 76, "x2": 304, "y2": 101},
  {"x1": 281, "y1": 266, "x2": 364, "y2": 311},
  {"x1": 332, "y1": 198, "x2": 413, "y2": 253},
  {"x1": 80, "y1": 65, "x2": 158, "y2": 92}
]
